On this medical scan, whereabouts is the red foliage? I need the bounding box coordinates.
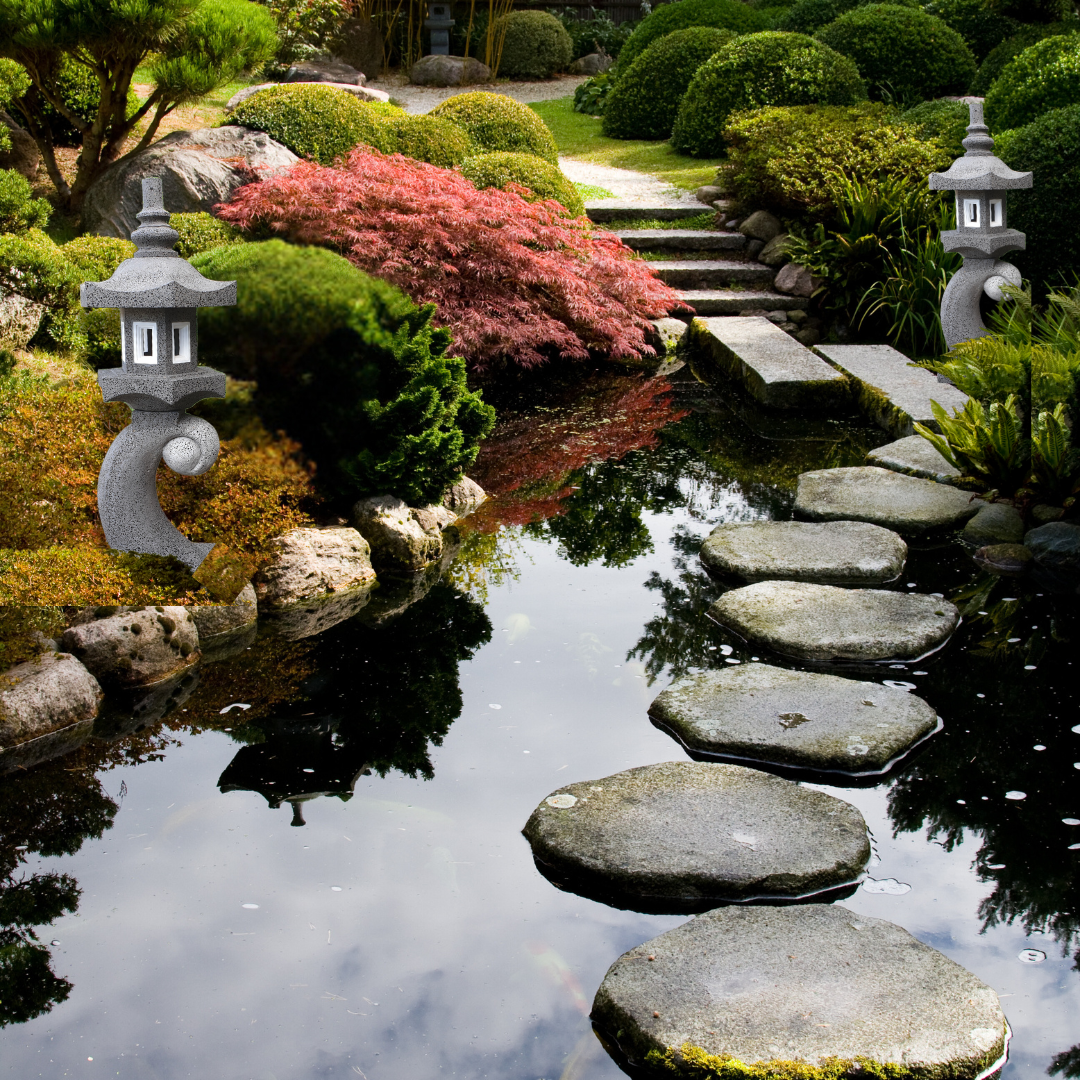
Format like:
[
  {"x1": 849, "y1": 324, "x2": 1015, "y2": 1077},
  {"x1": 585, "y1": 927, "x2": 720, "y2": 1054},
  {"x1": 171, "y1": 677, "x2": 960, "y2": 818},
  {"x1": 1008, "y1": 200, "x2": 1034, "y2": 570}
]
[{"x1": 217, "y1": 147, "x2": 685, "y2": 370}]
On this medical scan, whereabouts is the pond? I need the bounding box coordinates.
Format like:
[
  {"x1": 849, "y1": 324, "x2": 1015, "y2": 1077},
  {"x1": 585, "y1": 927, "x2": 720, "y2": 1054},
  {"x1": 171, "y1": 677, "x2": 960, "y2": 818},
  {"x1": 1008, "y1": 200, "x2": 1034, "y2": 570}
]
[{"x1": 1, "y1": 368, "x2": 1077, "y2": 1080}]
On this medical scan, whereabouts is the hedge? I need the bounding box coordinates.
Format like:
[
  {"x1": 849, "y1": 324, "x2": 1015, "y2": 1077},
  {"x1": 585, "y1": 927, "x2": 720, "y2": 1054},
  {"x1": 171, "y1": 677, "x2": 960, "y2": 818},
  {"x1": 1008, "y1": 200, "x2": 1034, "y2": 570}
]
[
  {"x1": 984, "y1": 33, "x2": 1080, "y2": 132},
  {"x1": 971, "y1": 20, "x2": 1079, "y2": 95},
  {"x1": 494, "y1": 11, "x2": 573, "y2": 79}
]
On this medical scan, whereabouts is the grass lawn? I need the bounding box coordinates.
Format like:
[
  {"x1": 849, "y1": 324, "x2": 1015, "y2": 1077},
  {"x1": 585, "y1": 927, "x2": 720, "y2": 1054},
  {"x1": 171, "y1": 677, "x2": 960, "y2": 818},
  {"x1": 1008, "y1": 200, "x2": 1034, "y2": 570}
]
[{"x1": 529, "y1": 97, "x2": 722, "y2": 193}]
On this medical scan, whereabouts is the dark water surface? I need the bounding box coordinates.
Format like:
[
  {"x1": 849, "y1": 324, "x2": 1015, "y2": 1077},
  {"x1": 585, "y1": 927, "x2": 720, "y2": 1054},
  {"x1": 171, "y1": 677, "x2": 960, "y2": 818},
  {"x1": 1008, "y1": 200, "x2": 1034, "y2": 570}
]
[{"x1": 1, "y1": 371, "x2": 1077, "y2": 1080}]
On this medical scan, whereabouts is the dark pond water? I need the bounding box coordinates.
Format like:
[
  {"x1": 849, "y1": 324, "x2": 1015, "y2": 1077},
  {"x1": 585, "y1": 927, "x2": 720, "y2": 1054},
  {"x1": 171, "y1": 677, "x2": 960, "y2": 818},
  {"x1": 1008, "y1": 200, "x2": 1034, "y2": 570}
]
[{"x1": 1, "y1": 369, "x2": 1078, "y2": 1080}]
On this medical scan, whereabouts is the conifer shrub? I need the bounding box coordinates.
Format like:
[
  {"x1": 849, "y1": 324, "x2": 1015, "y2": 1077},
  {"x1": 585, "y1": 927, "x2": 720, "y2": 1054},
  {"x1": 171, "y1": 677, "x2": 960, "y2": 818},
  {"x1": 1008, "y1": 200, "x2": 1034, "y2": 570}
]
[
  {"x1": 381, "y1": 113, "x2": 470, "y2": 168},
  {"x1": 815, "y1": 5, "x2": 977, "y2": 103},
  {"x1": 460, "y1": 152, "x2": 585, "y2": 217},
  {"x1": 971, "y1": 20, "x2": 1078, "y2": 95},
  {"x1": 169, "y1": 212, "x2": 244, "y2": 259},
  {"x1": 494, "y1": 11, "x2": 573, "y2": 79},
  {"x1": 672, "y1": 32, "x2": 866, "y2": 157},
  {"x1": 602, "y1": 27, "x2": 737, "y2": 140},
  {"x1": 0, "y1": 169, "x2": 51, "y2": 232},
  {"x1": 984, "y1": 33, "x2": 1080, "y2": 131},
  {"x1": 431, "y1": 93, "x2": 559, "y2": 163}
]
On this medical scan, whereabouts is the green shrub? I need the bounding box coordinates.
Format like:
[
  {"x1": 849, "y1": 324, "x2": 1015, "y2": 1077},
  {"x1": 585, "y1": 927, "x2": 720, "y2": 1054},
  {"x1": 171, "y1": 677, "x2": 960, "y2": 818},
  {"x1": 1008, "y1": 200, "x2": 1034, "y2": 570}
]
[
  {"x1": 431, "y1": 93, "x2": 559, "y2": 163},
  {"x1": 381, "y1": 113, "x2": 470, "y2": 168},
  {"x1": 169, "y1": 212, "x2": 244, "y2": 259},
  {"x1": 922, "y1": 0, "x2": 1018, "y2": 60},
  {"x1": 460, "y1": 151, "x2": 584, "y2": 217},
  {"x1": 227, "y1": 84, "x2": 395, "y2": 164},
  {"x1": 984, "y1": 33, "x2": 1080, "y2": 131},
  {"x1": 971, "y1": 20, "x2": 1079, "y2": 95},
  {"x1": 672, "y1": 32, "x2": 866, "y2": 157},
  {"x1": 191, "y1": 241, "x2": 495, "y2": 507},
  {"x1": 816, "y1": 5, "x2": 977, "y2": 103},
  {"x1": 573, "y1": 72, "x2": 616, "y2": 115},
  {"x1": 0, "y1": 170, "x2": 51, "y2": 232},
  {"x1": 778, "y1": 0, "x2": 856, "y2": 34},
  {"x1": 996, "y1": 105, "x2": 1080, "y2": 294},
  {"x1": 722, "y1": 103, "x2": 952, "y2": 216},
  {"x1": 553, "y1": 8, "x2": 637, "y2": 60},
  {"x1": 614, "y1": 0, "x2": 769, "y2": 74},
  {"x1": 0, "y1": 229, "x2": 80, "y2": 349},
  {"x1": 494, "y1": 11, "x2": 573, "y2": 79},
  {"x1": 900, "y1": 97, "x2": 970, "y2": 156},
  {"x1": 58, "y1": 235, "x2": 136, "y2": 368},
  {"x1": 602, "y1": 27, "x2": 736, "y2": 140}
]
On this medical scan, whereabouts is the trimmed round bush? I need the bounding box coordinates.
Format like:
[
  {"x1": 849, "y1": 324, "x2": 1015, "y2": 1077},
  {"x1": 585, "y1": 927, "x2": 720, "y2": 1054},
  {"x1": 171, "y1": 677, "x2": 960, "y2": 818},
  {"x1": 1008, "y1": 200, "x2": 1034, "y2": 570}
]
[
  {"x1": 228, "y1": 84, "x2": 395, "y2": 163},
  {"x1": 169, "y1": 212, "x2": 243, "y2": 259},
  {"x1": 816, "y1": 5, "x2": 977, "y2": 103},
  {"x1": 778, "y1": 0, "x2": 918, "y2": 36},
  {"x1": 602, "y1": 27, "x2": 736, "y2": 140},
  {"x1": 460, "y1": 151, "x2": 585, "y2": 217},
  {"x1": 382, "y1": 113, "x2": 470, "y2": 168},
  {"x1": 900, "y1": 98, "x2": 970, "y2": 156},
  {"x1": 922, "y1": 0, "x2": 1018, "y2": 61},
  {"x1": 984, "y1": 33, "x2": 1080, "y2": 132},
  {"x1": 61, "y1": 235, "x2": 136, "y2": 368},
  {"x1": 971, "y1": 20, "x2": 1078, "y2": 95},
  {"x1": 614, "y1": 0, "x2": 769, "y2": 75},
  {"x1": 431, "y1": 92, "x2": 559, "y2": 163},
  {"x1": 672, "y1": 32, "x2": 866, "y2": 157},
  {"x1": 494, "y1": 11, "x2": 573, "y2": 79}
]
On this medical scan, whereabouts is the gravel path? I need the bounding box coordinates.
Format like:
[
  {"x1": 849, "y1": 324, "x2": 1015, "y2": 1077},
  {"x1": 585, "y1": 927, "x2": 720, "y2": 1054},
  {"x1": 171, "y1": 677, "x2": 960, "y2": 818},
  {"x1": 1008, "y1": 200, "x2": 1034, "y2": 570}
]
[
  {"x1": 366, "y1": 73, "x2": 587, "y2": 114},
  {"x1": 558, "y1": 158, "x2": 702, "y2": 207}
]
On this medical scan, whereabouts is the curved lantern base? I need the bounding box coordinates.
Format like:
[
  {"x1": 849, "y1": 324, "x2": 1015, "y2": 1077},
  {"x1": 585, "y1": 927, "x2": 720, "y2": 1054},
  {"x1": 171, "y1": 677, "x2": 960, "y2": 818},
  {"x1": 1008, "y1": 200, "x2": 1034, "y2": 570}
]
[{"x1": 940, "y1": 257, "x2": 1022, "y2": 352}]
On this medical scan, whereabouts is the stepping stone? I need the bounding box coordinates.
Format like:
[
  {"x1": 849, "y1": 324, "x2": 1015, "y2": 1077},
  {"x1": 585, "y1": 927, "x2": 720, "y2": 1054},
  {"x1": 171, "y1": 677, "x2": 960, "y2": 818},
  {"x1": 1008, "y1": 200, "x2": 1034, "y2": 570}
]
[
  {"x1": 591, "y1": 904, "x2": 1008, "y2": 1079},
  {"x1": 795, "y1": 466, "x2": 978, "y2": 535},
  {"x1": 649, "y1": 663, "x2": 939, "y2": 776},
  {"x1": 611, "y1": 229, "x2": 745, "y2": 252},
  {"x1": 866, "y1": 434, "x2": 961, "y2": 484},
  {"x1": 700, "y1": 520, "x2": 906, "y2": 585},
  {"x1": 685, "y1": 317, "x2": 848, "y2": 411},
  {"x1": 815, "y1": 342, "x2": 969, "y2": 438},
  {"x1": 679, "y1": 289, "x2": 804, "y2": 316},
  {"x1": 586, "y1": 204, "x2": 706, "y2": 224},
  {"x1": 645, "y1": 260, "x2": 774, "y2": 288},
  {"x1": 708, "y1": 581, "x2": 959, "y2": 662},
  {"x1": 522, "y1": 761, "x2": 869, "y2": 911}
]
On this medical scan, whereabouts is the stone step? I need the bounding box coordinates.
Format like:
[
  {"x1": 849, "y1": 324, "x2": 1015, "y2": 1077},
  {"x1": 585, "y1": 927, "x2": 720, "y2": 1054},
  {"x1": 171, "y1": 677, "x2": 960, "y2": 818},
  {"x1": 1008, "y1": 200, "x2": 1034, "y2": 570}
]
[
  {"x1": 677, "y1": 289, "x2": 805, "y2": 316},
  {"x1": 645, "y1": 259, "x2": 774, "y2": 289},
  {"x1": 866, "y1": 434, "x2": 961, "y2": 484},
  {"x1": 586, "y1": 202, "x2": 707, "y2": 223},
  {"x1": 815, "y1": 342, "x2": 969, "y2": 438},
  {"x1": 684, "y1": 316, "x2": 848, "y2": 411},
  {"x1": 612, "y1": 228, "x2": 745, "y2": 252}
]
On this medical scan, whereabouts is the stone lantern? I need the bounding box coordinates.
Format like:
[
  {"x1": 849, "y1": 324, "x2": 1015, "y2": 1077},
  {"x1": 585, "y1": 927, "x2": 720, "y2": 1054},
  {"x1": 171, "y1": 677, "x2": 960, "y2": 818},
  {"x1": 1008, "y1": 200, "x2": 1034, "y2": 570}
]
[
  {"x1": 929, "y1": 101, "x2": 1032, "y2": 350},
  {"x1": 81, "y1": 177, "x2": 235, "y2": 573},
  {"x1": 425, "y1": 3, "x2": 454, "y2": 55}
]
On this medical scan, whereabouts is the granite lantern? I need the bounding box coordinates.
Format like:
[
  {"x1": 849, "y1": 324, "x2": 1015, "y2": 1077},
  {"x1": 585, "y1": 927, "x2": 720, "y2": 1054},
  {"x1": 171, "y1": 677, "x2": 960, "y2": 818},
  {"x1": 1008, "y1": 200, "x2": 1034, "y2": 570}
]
[
  {"x1": 81, "y1": 177, "x2": 235, "y2": 573},
  {"x1": 425, "y1": 3, "x2": 454, "y2": 55},
  {"x1": 929, "y1": 101, "x2": 1032, "y2": 350}
]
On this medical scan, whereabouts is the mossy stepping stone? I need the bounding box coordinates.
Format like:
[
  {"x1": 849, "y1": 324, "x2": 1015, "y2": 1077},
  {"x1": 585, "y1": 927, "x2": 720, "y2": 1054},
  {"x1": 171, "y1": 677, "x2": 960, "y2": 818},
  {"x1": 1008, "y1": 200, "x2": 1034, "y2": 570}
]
[
  {"x1": 709, "y1": 581, "x2": 959, "y2": 662},
  {"x1": 649, "y1": 663, "x2": 939, "y2": 776},
  {"x1": 522, "y1": 761, "x2": 869, "y2": 912},
  {"x1": 592, "y1": 904, "x2": 1008, "y2": 1079},
  {"x1": 700, "y1": 520, "x2": 906, "y2": 585},
  {"x1": 866, "y1": 434, "x2": 960, "y2": 484}
]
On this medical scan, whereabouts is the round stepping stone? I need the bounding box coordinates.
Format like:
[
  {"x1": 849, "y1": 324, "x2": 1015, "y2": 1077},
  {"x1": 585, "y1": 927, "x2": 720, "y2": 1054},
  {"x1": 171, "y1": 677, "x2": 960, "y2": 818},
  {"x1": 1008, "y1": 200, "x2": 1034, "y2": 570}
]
[
  {"x1": 592, "y1": 904, "x2": 1008, "y2": 1079},
  {"x1": 700, "y1": 520, "x2": 906, "y2": 585},
  {"x1": 649, "y1": 663, "x2": 940, "y2": 776},
  {"x1": 708, "y1": 581, "x2": 959, "y2": 662},
  {"x1": 522, "y1": 761, "x2": 869, "y2": 911},
  {"x1": 795, "y1": 466, "x2": 978, "y2": 535}
]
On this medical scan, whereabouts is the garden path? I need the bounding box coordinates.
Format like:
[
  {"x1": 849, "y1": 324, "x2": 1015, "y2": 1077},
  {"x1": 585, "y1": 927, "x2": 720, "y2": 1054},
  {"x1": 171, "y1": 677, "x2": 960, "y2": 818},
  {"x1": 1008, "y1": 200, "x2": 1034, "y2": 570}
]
[
  {"x1": 558, "y1": 158, "x2": 700, "y2": 210},
  {"x1": 367, "y1": 72, "x2": 587, "y2": 113}
]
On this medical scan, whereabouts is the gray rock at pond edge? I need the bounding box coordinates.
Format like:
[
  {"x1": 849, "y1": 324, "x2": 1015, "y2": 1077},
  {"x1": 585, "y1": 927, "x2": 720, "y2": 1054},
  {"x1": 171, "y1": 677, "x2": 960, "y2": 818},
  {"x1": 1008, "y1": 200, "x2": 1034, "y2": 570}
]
[
  {"x1": 0, "y1": 653, "x2": 103, "y2": 748},
  {"x1": 190, "y1": 583, "x2": 258, "y2": 640},
  {"x1": 649, "y1": 663, "x2": 939, "y2": 775},
  {"x1": 60, "y1": 607, "x2": 199, "y2": 687},
  {"x1": 651, "y1": 317, "x2": 689, "y2": 358},
  {"x1": 81, "y1": 126, "x2": 299, "y2": 238},
  {"x1": 773, "y1": 262, "x2": 821, "y2": 298},
  {"x1": 738, "y1": 210, "x2": 781, "y2": 243},
  {"x1": 700, "y1": 520, "x2": 906, "y2": 585},
  {"x1": 253, "y1": 527, "x2": 376, "y2": 609},
  {"x1": 709, "y1": 580, "x2": 959, "y2": 662},
  {"x1": 756, "y1": 232, "x2": 791, "y2": 267},
  {"x1": 523, "y1": 761, "x2": 869, "y2": 908},
  {"x1": 409, "y1": 55, "x2": 491, "y2": 87},
  {"x1": 260, "y1": 584, "x2": 375, "y2": 641},
  {"x1": 352, "y1": 495, "x2": 443, "y2": 573},
  {"x1": 1024, "y1": 521, "x2": 1080, "y2": 572},
  {"x1": 962, "y1": 501, "x2": 1024, "y2": 547},
  {"x1": 866, "y1": 434, "x2": 961, "y2": 484},
  {"x1": 225, "y1": 81, "x2": 391, "y2": 111},
  {"x1": 795, "y1": 466, "x2": 978, "y2": 535},
  {"x1": 568, "y1": 52, "x2": 613, "y2": 75},
  {"x1": 442, "y1": 476, "x2": 487, "y2": 519},
  {"x1": 591, "y1": 904, "x2": 1008, "y2": 1078},
  {"x1": 974, "y1": 543, "x2": 1032, "y2": 575}
]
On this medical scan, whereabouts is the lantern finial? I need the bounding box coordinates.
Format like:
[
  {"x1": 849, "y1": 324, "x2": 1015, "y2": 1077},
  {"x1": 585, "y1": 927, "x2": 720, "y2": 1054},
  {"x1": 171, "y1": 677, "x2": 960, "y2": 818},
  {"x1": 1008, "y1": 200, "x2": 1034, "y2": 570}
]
[
  {"x1": 130, "y1": 176, "x2": 181, "y2": 259},
  {"x1": 961, "y1": 101, "x2": 994, "y2": 157}
]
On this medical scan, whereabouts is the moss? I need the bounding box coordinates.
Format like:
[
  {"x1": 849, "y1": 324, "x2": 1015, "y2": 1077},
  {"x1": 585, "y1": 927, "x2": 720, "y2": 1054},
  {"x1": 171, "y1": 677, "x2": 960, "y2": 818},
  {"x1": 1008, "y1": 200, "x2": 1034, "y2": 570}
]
[
  {"x1": 0, "y1": 607, "x2": 66, "y2": 674},
  {"x1": 645, "y1": 1045, "x2": 916, "y2": 1080}
]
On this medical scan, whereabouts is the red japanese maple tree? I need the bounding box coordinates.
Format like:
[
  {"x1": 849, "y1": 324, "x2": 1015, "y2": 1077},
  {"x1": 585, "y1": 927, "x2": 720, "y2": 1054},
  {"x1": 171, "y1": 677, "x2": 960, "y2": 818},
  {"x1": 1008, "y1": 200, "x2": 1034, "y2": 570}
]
[{"x1": 217, "y1": 147, "x2": 685, "y2": 370}]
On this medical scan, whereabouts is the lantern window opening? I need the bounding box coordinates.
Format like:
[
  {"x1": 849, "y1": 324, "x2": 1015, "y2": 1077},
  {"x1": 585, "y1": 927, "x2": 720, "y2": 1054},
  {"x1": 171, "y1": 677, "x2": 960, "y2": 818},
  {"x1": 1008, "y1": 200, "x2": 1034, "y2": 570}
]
[
  {"x1": 989, "y1": 199, "x2": 1003, "y2": 227},
  {"x1": 963, "y1": 198, "x2": 980, "y2": 227},
  {"x1": 132, "y1": 321, "x2": 158, "y2": 364},
  {"x1": 171, "y1": 322, "x2": 191, "y2": 364}
]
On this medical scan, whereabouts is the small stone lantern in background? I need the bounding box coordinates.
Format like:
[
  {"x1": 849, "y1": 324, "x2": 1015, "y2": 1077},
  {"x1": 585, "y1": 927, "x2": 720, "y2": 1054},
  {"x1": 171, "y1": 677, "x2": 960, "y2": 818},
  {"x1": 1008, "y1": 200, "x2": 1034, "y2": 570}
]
[
  {"x1": 930, "y1": 101, "x2": 1032, "y2": 350},
  {"x1": 425, "y1": 3, "x2": 455, "y2": 55},
  {"x1": 81, "y1": 177, "x2": 234, "y2": 574}
]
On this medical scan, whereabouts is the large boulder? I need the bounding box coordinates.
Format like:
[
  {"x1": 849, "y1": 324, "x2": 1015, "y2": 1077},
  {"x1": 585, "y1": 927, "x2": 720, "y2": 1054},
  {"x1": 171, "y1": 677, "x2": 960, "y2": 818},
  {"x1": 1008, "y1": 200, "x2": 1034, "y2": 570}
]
[
  {"x1": 0, "y1": 291, "x2": 45, "y2": 352},
  {"x1": 962, "y1": 501, "x2": 1025, "y2": 547},
  {"x1": 352, "y1": 495, "x2": 443, "y2": 573},
  {"x1": 253, "y1": 527, "x2": 376, "y2": 608},
  {"x1": 568, "y1": 52, "x2": 613, "y2": 75},
  {"x1": 409, "y1": 55, "x2": 491, "y2": 87},
  {"x1": 81, "y1": 126, "x2": 299, "y2": 238},
  {"x1": 0, "y1": 652, "x2": 103, "y2": 748},
  {"x1": 0, "y1": 109, "x2": 41, "y2": 179},
  {"x1": 442, "y1": 476, "x2": 487, "y2": 519},
  {"x1": 224, "y1": 81, "x2": 391, "y2": 111},
  {"x1": 1024, "y1": 521, "x2": 1080, "y2": 573},
  {"x1": 285, "y1": 59, "x2": 366, "y2": 84},
  {"x1": 189, "y1": 583, "x2": 258, "y2": 660}
]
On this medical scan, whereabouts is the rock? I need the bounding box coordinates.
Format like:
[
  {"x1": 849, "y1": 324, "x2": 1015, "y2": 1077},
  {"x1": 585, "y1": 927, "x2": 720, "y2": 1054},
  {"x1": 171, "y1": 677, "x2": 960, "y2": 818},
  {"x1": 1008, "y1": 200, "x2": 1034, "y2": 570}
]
[
  {"x1": 260, "y1": 584, "x2": 374, "y2": 641},
  {"x1": 188, "y1": 583, "x2": 258, "y2": 660},
  {"x1": 0, "y1": 290, "x2": 45, "y2": 351},
  {"x1": 94, "y1": 668, "x2": 201, "y2": 739},
  {"x1": 412, "y1": 504, "x2": 455, "y2": 535},
  {"x1": 60, "y1": 607, "x2": 199, "y2": 687},
  {"x1": 756, "y1": 232, "x2": 791, "y2": 266},
  {"x1": 0, "y1": 110, "x2": 41, "y2": 179},
  {"x1": 973, "y1": 543, "x2": 1032, "y2": 575},
  {"x1": 795, "y1": 466, "x2": 978, "y2": 535},
  {"x1": 352, "y1": 495, "x2": 443, "y2": 572},
  {"x1": 225, "y1": 81, "x2": 391, "y2": 111},
  {"x1": 649, "y1": 663, "x2": 939, "y2": 775},
  {"x1": 523, "y1": 761, "x2": 869, "y2": 910},
  {"x1": 568, "y1": 52, "x2": 612, "y2": 75},
  {"x1": 1031, "y1": 503, "x2": 1065, "y2": 524},
  {"x1": 700, "y1": 520, "x2": 906, "y2": 585},
  {"x1": 285, "y1": 59, "x2": 365, "y2": 84},
  {"x1": 737, "y1": 210, "x2": 781, "y2": 243},
  {"x1": 81, "y1": 126, "x2": 299, "y2": 238},
  {"x1": 695, "y1": 184, "x2": 725, "y2": 206},
  {"x1": 591, "y1": 904, "x2": 1008, "y2": 1078},
  {"x1": 409, "y1": 54, "x2": 491, "y2": 87},
  {"x1": 0, "y1": 653, "x2": 103, "y2": 748},
  {"x1": 650, "y1": 317, "x2": 688, "y2": 358},
  {"x1": 794, "y1": 327, "x2": 820, "y2": 346},
  {"x1": 0, "y1": 718, "x2": 95, "y2": 774},
  {"x1": 866, "y1": 434, "x2": 960, "y2": 484},
  {"x1": 442, "y1": 476, "x2": 487, "y2": 519},
  {"x1": 961, "y1": 501, "x2": 1024, "y2": 547},
  {"x1": 774, "y1": 261, "x2": 821, "y2": 298},
  {"x1": 1024, "y1": 521, "x2": 1080, "y2": 572},
  {"x1": 333, "y1": 16, "x2": 384, "y2": 78},
  {"x1": 253, "y1": 527, "x2": 376, "y2": 608},
  {"x1": 745, "y1": 237, "x2": 765, "y2": 259},
  {"x1": 709, "y1": 580, "x2": 959, "y2": 662}
]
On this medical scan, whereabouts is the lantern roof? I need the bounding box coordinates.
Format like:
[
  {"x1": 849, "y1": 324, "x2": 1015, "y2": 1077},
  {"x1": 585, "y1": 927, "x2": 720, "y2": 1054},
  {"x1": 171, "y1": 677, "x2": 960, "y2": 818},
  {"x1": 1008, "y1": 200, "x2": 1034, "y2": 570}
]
[
  {"x1": 80, "y1": 177, "x2": 236, "y2": 310},
  {"x1": 929, "y1": 101, "x2": 1032, "y2": 193}
]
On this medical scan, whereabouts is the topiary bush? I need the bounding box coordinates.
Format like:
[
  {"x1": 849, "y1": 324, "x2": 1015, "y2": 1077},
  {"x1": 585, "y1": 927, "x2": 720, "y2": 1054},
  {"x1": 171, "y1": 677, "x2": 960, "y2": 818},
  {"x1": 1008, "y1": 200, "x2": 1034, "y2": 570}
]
[
  {"x1": 900, "y1": 97, "x2": 970, "y2": 156},
  {"x1": 602, "y1": 27, "x2": 737, "y2": 140},
  {"x1": 614, "y1": 0, "x2": 769, "y2": 74},
  {"x1": 227, "y1": 84, "x2": 396, "y2": 164},
  {"x1": 984, "y1": 33, "x2": 1080, "y2": 131},
  {"x1": 430, "y1": 93, "x2": 559, "y2": 163},
  {"x1": 971, "y1": 19, "x2": 1079, "y2": 95},
  {"x1": 672, "y1": 32, "x2": 866, "y2": 157},
  {"x1": 460, "y1": 151, "x2": 585, "y2": 217},
  {"x1": 493, "y1": 11, "x2": 573, "y2": 79},
  {"x1": 61, "y1": 235, "x2": 136, "y2": 368},
  {"x1": 381, "y1": 113, "x2": 470, "y2": 168},
  {"x1": 816, "y1": 5, "x2": 978, "y2": 103},
  {"x1": 777, "y1": 0, "x2": 857, "y2": 34},
  {"x1": 169, "y1": 212, "x2": 244, "y2": 259},
  {"x1": 922, "y1": 0, "x2": 1018, "y2": 61},
  {"x1": 191, "y1": 240, "x2": 495, "y2": 507},
  {"x1": 0, "y1": 169, "x2": 51, "y2": 232}
]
